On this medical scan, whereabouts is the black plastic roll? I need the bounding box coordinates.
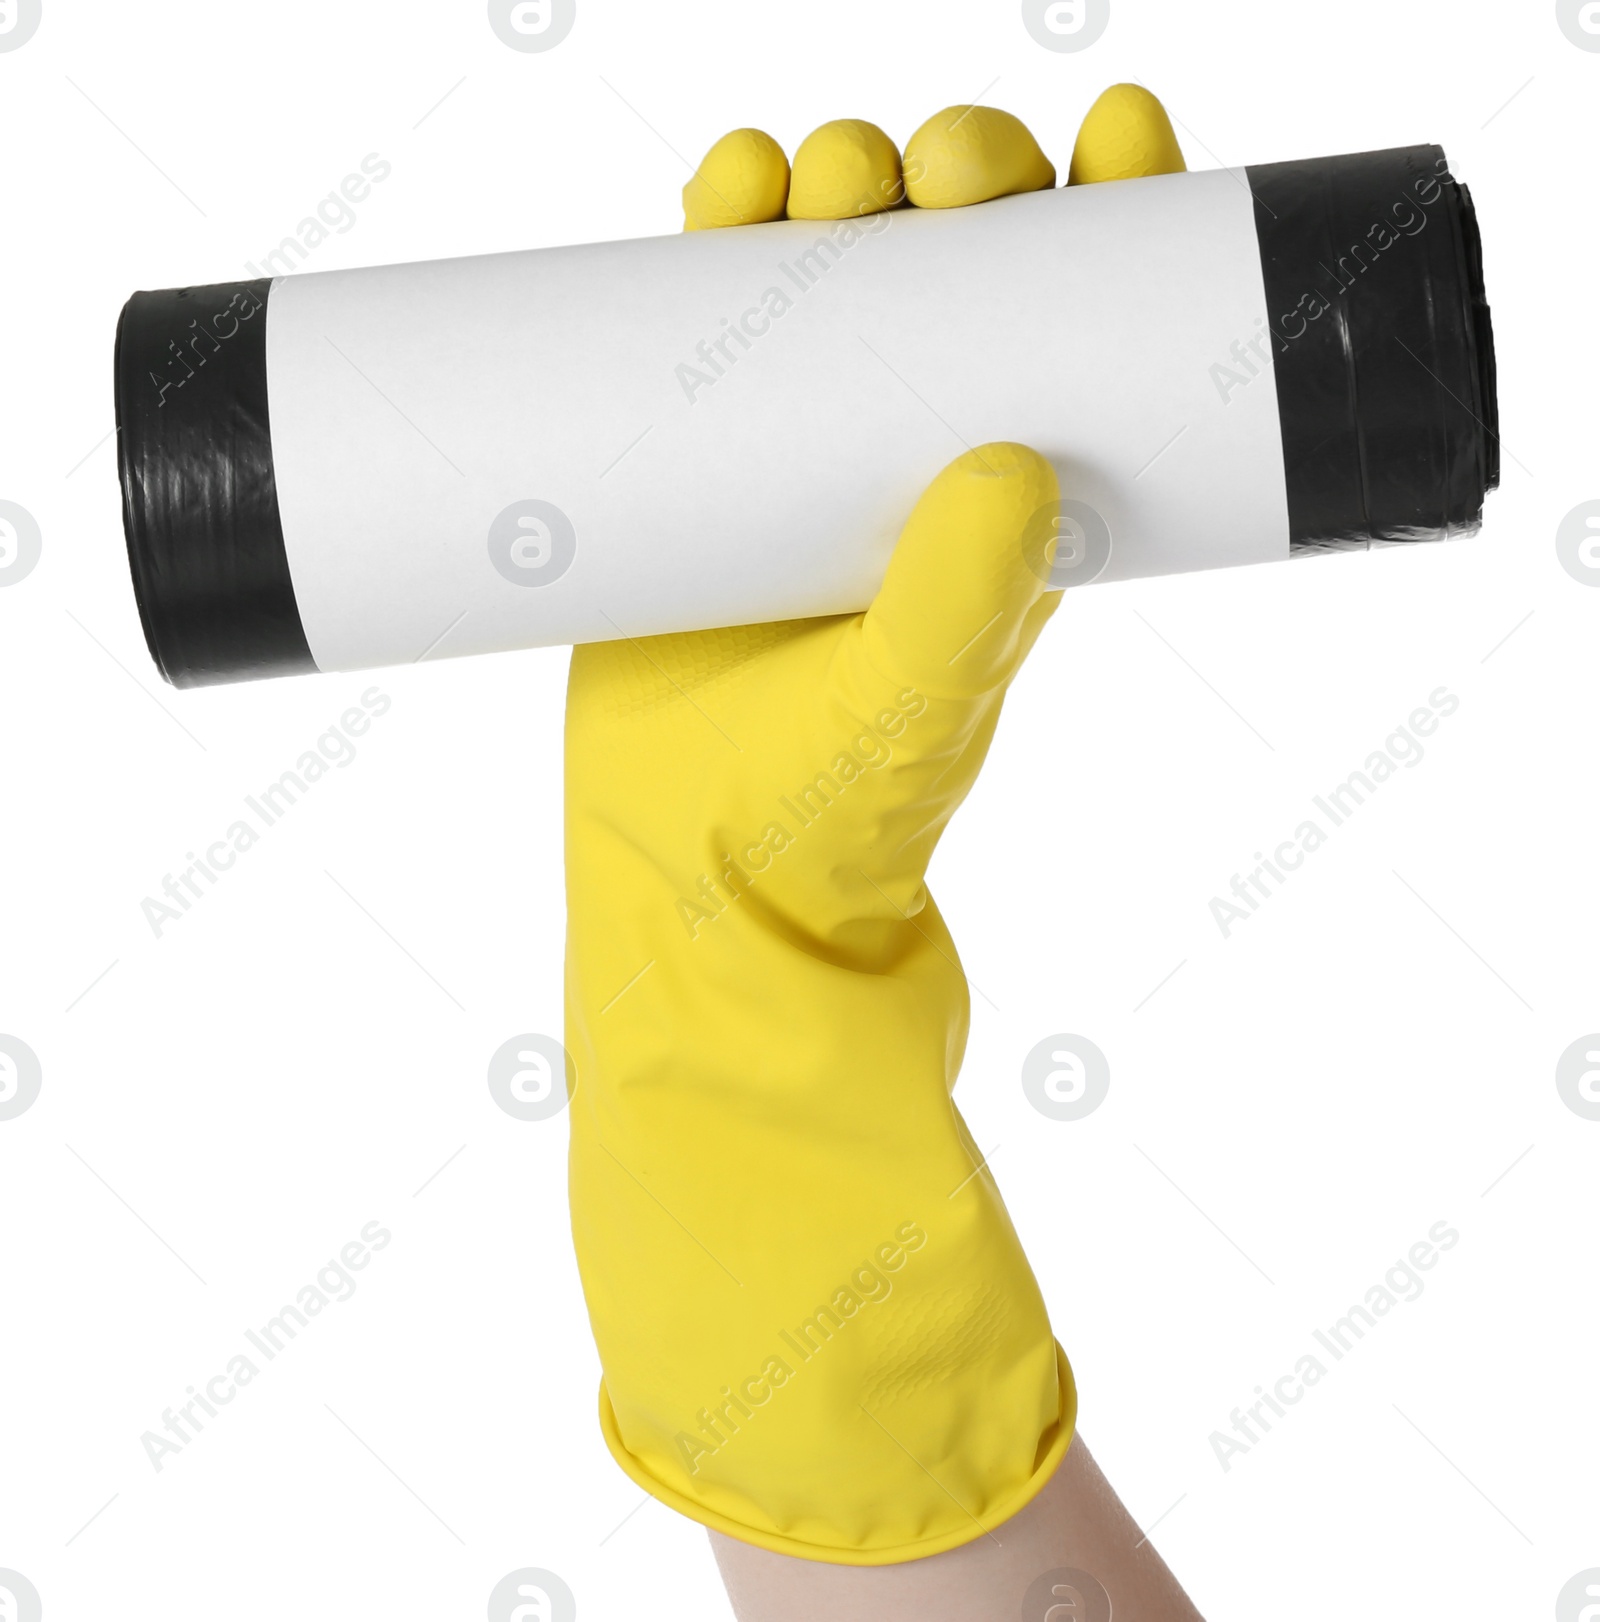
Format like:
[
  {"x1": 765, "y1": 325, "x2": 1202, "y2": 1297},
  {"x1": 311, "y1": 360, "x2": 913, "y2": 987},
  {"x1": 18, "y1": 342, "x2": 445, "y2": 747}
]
[
  {"x1": 113, "y1": 144, "x2": 1498, "y2": 688},
  {"x1": 114, "y1": 280, "x2": 315, "y2": 686},
  {"x1": 1246, "y1": 145, "x2": 1498, "y2": 551}
]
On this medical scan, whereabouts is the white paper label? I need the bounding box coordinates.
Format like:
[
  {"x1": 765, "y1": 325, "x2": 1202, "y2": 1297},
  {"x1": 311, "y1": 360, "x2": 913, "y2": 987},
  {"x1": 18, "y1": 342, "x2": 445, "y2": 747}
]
[{"x1": 266, "y1": 168, "x2": 1288, "y2": 672}]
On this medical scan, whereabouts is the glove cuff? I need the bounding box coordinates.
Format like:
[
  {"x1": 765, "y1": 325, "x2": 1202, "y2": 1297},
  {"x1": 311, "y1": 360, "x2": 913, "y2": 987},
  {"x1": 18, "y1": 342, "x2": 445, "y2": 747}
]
[{"x1": 596, "y1": 1339, "x2": 1078, "y2": 1566}]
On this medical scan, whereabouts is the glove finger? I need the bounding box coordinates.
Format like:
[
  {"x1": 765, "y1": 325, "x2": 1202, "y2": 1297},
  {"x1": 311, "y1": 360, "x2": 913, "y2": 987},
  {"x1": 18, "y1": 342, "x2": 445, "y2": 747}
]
[
  {"x1": 1066, "y1": 83, "x2": 1186, "y2": 185},
  {"x1": 682, "y1": 128, "x2": 791, "y2": 231},
  {"x1": 787, "y1": 118, "x2": 904, "y2": 220},
  {"x1": 860, "y1": 441, "x2": 1060, "y2": 699},
  {"x1": 902, "y1": 105, "x2": 1055, "y2": 209}
]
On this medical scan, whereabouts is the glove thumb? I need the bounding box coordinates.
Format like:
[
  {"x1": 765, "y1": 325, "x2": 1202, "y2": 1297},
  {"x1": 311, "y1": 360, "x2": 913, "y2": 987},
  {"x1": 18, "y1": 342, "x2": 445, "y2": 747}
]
[{"x1": 860, "y1": 442, "x2": 1062, "y2": 700}]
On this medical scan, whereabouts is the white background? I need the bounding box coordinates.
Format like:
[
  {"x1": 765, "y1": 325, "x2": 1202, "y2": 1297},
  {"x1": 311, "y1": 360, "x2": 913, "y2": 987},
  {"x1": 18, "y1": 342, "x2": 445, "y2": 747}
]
[{"x1": 1, "y1": 1, "x2": 1596, "y2": 1618}]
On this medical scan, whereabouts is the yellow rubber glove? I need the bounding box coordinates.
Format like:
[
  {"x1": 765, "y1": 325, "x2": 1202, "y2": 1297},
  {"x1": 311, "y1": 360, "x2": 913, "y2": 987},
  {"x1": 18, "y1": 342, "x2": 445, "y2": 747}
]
[{"x1": 566, "y1": 86, "x2": 1185, "y2": 1566}]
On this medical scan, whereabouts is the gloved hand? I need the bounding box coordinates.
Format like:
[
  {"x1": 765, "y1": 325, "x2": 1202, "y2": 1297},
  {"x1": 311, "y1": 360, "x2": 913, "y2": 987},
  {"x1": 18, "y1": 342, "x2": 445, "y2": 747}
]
[{"x1": 564, "y1": 85, "x2": 1186, "y2": 1566}]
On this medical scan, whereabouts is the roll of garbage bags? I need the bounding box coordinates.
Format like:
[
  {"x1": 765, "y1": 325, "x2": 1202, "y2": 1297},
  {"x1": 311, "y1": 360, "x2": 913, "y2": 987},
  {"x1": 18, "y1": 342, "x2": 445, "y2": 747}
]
[{"x1": 114, "y1": 143, "x2": 1497, "y2": 687}]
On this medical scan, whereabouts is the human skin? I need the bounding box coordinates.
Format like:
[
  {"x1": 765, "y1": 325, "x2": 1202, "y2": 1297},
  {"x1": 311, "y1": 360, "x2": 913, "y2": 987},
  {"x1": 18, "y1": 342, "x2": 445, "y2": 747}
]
[
  {"x1": 677, "y1": 90, "x2": 1208, "y2": 1620},
  {"x1": 712, "y1": 1432, "x2": 1205, "y2": 1620}
]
